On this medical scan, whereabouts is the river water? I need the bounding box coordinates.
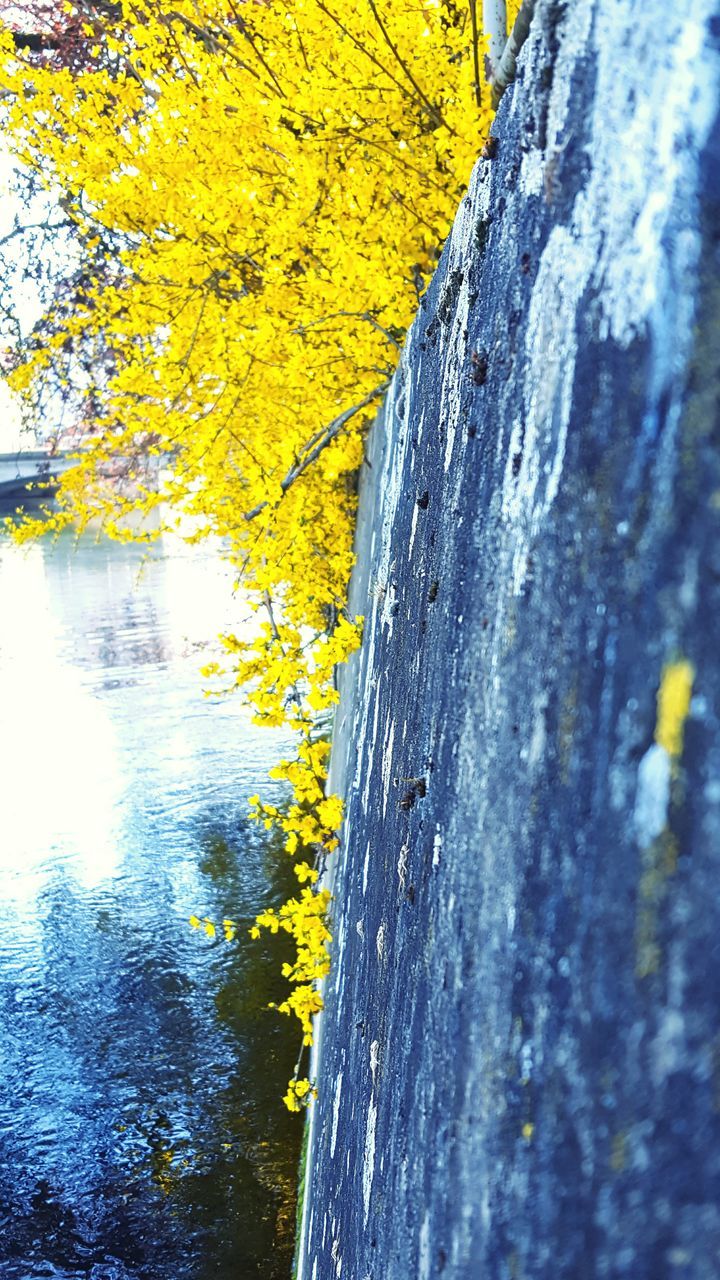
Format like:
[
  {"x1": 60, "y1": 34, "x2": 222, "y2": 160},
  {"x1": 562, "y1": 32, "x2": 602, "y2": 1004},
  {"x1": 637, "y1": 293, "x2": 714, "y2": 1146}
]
[{"x1": 0, "y1": 531, "x2": 302, "y2": 1280}]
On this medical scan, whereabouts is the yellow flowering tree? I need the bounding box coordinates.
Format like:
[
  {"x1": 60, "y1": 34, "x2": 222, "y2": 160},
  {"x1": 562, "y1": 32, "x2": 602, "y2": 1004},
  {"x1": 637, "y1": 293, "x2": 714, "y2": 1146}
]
[{"x1": 0, "y1": 0, "x2": 521, "y2": 1107}]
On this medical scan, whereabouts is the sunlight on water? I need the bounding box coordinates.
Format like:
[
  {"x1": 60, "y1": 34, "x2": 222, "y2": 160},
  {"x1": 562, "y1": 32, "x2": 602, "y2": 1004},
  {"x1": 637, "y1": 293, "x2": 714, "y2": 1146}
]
[
  {"x1": 0, "y1": 534, "x2": 246, "y2": 899},
  {"x1": 0, "y1": 543, "x2": 124, "y2": 896}
]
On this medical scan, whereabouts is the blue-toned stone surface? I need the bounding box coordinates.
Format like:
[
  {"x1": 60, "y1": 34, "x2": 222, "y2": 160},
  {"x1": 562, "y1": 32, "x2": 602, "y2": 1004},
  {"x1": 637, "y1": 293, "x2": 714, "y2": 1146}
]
[{"x1": 298, "y1": 3, "x2": 720, "y2": 1276}]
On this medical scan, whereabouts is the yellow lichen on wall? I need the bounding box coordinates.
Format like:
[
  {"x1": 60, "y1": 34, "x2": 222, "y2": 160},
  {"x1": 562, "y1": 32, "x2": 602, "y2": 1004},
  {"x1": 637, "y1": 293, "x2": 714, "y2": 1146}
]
[
  {"x1": 635, "y1": 657, "x2": 695, "y2": 978},
  {"x1": 655, "y1": 659, "x2": 695, "y2": 758}
]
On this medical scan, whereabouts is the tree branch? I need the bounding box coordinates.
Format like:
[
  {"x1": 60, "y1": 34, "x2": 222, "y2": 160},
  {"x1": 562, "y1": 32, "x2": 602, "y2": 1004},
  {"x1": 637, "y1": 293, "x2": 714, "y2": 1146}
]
[
  {"x1": 294, "y1": 310, "x2": 401, "y2": 353},
  {"x1": 482, "y1": 0, "x2": 507, "y2": 79},
  {"x1": 0, "y1": 218, "x2": 73, "y2": 251},
  {"x1": 468, "y1": 0, "x2": 482, "y2": 109},
  {"x1": 242, "y1": 381, "x2": 389, "y2": 522},
  {"x1": 366, "y1": 0, "x2": 451, "y2": 131},
  {"x1": 491, "y1": 0, "x2": 537, "y2": 109},
  {"x1": 313, "y1": 0, "x2": 418, "y2": 109}
]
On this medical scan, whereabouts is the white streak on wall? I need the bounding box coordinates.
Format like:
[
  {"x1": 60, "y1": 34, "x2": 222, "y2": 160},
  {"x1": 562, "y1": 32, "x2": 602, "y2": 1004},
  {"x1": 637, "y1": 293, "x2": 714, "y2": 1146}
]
[
  {"x1": 362, "y1": 1095, "x2": 377, "y2": 1223},
  {"x1": 381, "y1": 715, "x2": 395, "y2": 819},
  {"x1": 370, "y1": 1039, "x2": 380, "y2": 1083},
  {"x1": 332, "y1": 911, "x2": 347, "y2": 995},
  {"x1": 432, "y1": 828, "x2": 443, "y2": 868},
  {"x1": 361, "y1": 681, "x2": 382, "y2": 813},
  {"x1": 502, "y1": 226, "x2": 592, "y2": 595},
  {"x1": 330, "y1": 1071, "x2": 343, "y2": 1159},
  {"x1": 418, "y1": 1211, "x2": 432, "y2": 1280},
  {"x1": 397, "y1": 839, "x2": 409, "y2": 891},
  {"x1": 634, "y1": 744, "x2": 671, "y2": 847},
  {"x1": 519, "y1": 147, "x2": 544, "y2": 197},
  {"x1": 408, "y1": 498, "x2": 419, "y2": 558}
]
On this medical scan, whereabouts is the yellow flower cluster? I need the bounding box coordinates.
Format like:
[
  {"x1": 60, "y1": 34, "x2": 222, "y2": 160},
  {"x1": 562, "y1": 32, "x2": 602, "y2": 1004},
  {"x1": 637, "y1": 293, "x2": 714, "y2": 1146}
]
[
  {"x1": 253, "y1": 737, "x2": 344, "y2": 861},
  {"x1": 1, "y1": 0, "x2": 515, "y2": 1108},
  {"x1": 256, "y1": 886, "x2": 332, "y2": 1038},
  {"x1": 202, "y1": 612, "x2": 362, "y2": 729},
  {"x1": 248, "y1": 731, "x2": 339, "y2": 1101},
  {"x1": 283, "y1": 1077, "x2": 318, "y2": 1114},
  {"x1": 189, "y1": 914, "x2": 237, "y2": 941}
]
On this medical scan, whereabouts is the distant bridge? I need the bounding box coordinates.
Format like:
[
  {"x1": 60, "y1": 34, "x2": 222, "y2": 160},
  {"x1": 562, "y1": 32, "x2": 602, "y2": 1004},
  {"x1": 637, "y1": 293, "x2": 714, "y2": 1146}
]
[{"x1": 0, "y1": 451, "x2": 75, "y2": 504}]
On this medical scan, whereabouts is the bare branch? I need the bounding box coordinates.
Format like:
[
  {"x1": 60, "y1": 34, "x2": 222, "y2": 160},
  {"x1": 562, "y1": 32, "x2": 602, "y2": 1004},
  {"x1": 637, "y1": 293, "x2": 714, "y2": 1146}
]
[
  {"x1": 468, "y1": 0, "x2": 482, "y2": 109},
  {"x1": 491, "y1": 0, "x2": 537, "y2": 109},
  {"x1": 242, "y1": 381, "x2": 389, "y2": 522},
  {"x1": 294, "y1": 309, "x2": 401, "y2": 353},
  {"x1": 314, "y1": 0, "x2": 418, "y2": 109},
  {"x1": 366, "y1": 0, "x2": 451, "y2": 131},
  {"x1": 483, "y1": 0, "x2": 507, "y2": 78},
  {"x1": 0, "y1": 218, "x2": 73, "y2": 250}
]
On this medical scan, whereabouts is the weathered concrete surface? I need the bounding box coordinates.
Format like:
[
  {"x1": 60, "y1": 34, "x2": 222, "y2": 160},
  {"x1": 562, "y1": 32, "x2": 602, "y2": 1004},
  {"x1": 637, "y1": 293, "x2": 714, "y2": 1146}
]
[{"x1": 299, "y1": 3, "x2": 720, "y2": 1277}]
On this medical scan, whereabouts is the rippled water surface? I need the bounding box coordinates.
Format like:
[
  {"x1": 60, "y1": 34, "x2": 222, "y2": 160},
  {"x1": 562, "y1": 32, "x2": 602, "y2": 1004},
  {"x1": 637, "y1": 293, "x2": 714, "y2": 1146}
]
[{"x1": 0, "y1": 532, "x2": 301, "y2": 1280}]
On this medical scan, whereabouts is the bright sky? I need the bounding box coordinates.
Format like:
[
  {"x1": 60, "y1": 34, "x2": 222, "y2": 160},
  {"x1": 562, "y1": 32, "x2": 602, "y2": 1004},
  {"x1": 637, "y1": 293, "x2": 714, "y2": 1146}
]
[
  {"x1": 0, "y1": 141, "x2": 25, "y2": 449},
  {"x1": 0, "y1": 137, "x2": 51, "y2": 450}
]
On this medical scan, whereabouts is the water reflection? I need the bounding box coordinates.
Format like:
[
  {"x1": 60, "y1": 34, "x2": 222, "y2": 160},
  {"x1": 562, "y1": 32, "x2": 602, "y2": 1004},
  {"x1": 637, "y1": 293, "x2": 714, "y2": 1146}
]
[{"x1": 0, "y1": 531, "x2": 301, "y2": 1279}]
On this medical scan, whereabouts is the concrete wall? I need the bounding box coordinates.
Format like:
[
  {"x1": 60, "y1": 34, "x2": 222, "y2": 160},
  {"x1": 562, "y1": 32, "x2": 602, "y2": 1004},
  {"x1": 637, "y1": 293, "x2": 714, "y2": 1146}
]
[{"x1": 298, "y1": 3, "x2": 720, "y2": 1276}]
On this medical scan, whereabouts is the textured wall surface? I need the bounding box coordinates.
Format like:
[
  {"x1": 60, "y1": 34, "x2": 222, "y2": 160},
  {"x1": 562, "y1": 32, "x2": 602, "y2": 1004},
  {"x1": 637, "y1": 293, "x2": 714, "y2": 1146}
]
[{"x1": 297, "y1": 3, "x2": 720, "y2": 1277}]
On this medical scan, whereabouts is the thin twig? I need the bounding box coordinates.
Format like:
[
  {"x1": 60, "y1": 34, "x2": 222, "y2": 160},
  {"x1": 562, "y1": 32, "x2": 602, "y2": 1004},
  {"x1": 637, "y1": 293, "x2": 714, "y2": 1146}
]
[
  {"x1": 333, "y1": 128, "x2": 449, "y2": 194},
  {"x1": 0, "y1": 218, "x2": 73, "y2": 250},
  {"x1": 294, "y1": 309, "x2": 401, "y2": 352},
  {"x1": 366, "y1": 0, "x2": 455, "y2": 133},
  {"x1": 468, "y1": 0, "x2": 482, "y2": 109},
  {"x1": 314, "y1": 0, "x2": 417, "y2": 107}
]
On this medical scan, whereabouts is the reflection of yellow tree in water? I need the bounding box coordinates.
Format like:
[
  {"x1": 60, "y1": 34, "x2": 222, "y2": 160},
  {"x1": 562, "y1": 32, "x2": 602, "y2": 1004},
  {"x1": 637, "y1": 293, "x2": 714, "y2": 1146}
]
[
  {"x1": 202, "y1": 830, "x2": 304, "y2": 1267},
  {"x1": 149, "y1": 1144, "x2": 177, "y2": 1198}
]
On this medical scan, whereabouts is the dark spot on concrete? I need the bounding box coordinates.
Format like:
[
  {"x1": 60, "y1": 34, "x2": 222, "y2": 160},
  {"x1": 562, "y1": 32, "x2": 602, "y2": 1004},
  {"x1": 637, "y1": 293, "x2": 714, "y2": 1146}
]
[
  {"x1": 437, "y1": 270, "x2": 464, "y2": 326},
  {"x1": 425, "y1": 317, "x2": 440, "y2": 347},
  {"x1": 471, "y1": 350, "x2": 489, "y2": 386},
  {"x1": 475, "y1": 215, "x2": 493, "y2": 255}
]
